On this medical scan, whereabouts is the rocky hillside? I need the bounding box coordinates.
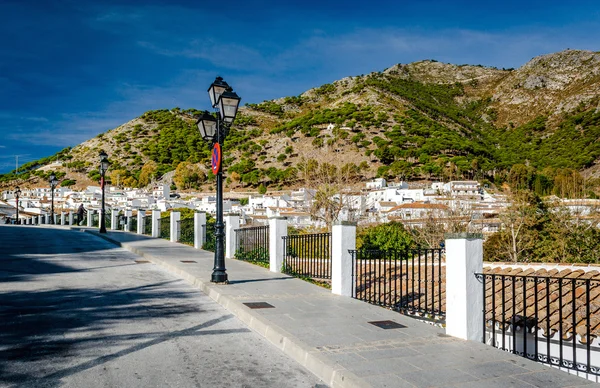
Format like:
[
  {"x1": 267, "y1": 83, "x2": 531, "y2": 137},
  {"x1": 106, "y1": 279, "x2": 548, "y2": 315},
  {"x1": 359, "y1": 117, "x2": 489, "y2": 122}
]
[{"x1": 2, "y1": 49, "x2": 600, "y2": 195}]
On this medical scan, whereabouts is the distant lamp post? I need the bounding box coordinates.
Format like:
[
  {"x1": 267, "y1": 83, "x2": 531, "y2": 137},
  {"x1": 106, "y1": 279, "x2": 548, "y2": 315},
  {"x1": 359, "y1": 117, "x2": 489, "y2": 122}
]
[
  {"x1": 196, "y1": 76, "x2": 241, "y2": 283},
  {"x1": 49, "y1": 173, "x2": 59, "y2": 224},
  {"x1": 99, "y1": 151, "x2": 110, "y2": 234},
  {"x1": 15, "y1": 186, "x2": 21, "y2": 225}
]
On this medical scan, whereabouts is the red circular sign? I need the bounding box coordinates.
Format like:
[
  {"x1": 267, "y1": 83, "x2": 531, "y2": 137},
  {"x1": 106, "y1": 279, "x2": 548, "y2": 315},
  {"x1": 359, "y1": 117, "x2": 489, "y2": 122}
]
[{"x1": 211, "y1": 143, "x2": 221, "y2": 175}]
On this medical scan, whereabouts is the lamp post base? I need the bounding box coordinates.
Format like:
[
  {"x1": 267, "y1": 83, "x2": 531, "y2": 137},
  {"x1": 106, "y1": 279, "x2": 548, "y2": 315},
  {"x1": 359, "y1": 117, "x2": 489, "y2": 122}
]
[{"x1": 211, "y1": 270, "x2": 228, "y2": 283}]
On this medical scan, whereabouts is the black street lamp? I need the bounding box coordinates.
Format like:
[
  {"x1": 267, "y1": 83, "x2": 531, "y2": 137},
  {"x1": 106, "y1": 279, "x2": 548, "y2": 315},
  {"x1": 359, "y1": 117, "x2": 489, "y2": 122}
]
[
  {"x1": 99, "y1": 151, "x2": 110, "y2": 234},
  {"x1": 49, "y1": 173, "x2": 58, "y2": 224},
  {"x1": 197, "y1": 76, "x2": 241, "y2": 283},
  {"x1": 15, "y1": 186, "x2": 21, "y2": 225}
]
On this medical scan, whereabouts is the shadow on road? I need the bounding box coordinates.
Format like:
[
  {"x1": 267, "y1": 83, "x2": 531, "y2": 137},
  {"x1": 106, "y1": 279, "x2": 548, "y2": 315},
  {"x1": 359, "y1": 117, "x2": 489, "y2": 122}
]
[{"x1": 0, "y1": 226, "x2": 250, "y2": 387}]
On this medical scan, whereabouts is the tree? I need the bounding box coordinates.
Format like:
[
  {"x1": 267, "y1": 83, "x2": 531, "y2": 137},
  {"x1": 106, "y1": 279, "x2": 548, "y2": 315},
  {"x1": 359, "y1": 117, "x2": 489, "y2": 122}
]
[
  {"x1": 486, "y1": 190, "x2": 545, "y2": 262},
  {"x1": 357, "y1": 222, "x2": 414, "y2": 251},
  {"x1": 407, "y1": 201, "x2": 472, "y2": 248},
  {"x1": 173, "y1": 162, "x2": 205, "y2": 190},
  {"x1": 542, "y1": 198, "x2": 600, "y2": 263},
  {"x1": 138, "y1": 161, "x2": 158, "y2": 187},
  {"x1": 297, "y1": 153, "x2": 364, "y2": 229},
  {"x1": 109, "y1": 169, "x2": 130, "y2": 188}
]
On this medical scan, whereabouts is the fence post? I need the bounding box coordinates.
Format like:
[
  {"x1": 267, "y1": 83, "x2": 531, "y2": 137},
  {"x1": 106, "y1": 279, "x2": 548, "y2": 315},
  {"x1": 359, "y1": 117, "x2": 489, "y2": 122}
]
[
  {"x1": 269, "y1": 217, "x2": 288, "y2": 273},
  {"x1": 151, "y1": 209, "x2": 161, "y2": 238},
  {"x1": 170, "y1": 211, "x2": 180, "y2": 242},
  {"x1": 224, "y1": 214, "x2": 239, "y2": 259},
  {"x1": 60, "y1": 212, "x2": 65, "y2": 225},
  {"x1": 111, "y1": 208, "x2": 119, "y2": 230},
  {"x1": 445, "y1": 233, "x2": 484, "y2": 341},
  {"x1": 137, "y1": 211, "x2": 145, "y2": 235},
  {"x1": 86, "y1": 211, "x2": 93, "y2": 228},
  {"x1": 68, "y1": 212, "x2": 73, "y2": 226},
  {"x1": 123, "y1": 210, "x2": 132, "y2": 232},
  {"x1": 194, "y1": 211, "x2": 206, "y2": 249},
  {"x1": 332, "y1": 221, "x2": 356, "y2": 297}
]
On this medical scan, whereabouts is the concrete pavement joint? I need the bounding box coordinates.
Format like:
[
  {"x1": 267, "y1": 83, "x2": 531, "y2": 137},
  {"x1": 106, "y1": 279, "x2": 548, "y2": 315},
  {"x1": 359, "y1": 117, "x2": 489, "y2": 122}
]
[{"x1": 87, "y1": 230, "x2": 366, "y2": 388}]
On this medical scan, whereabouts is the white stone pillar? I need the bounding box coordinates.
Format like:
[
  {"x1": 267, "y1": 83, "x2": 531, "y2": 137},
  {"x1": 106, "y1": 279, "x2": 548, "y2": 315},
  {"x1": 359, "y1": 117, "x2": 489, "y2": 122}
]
[
  {"x1": 60, "y1": 212, "x2": 65, "y2": 225},
  {"x1": 224, "y1": 214, "x2": 240, "y2": 259},
  {"x1": 151, "y1": 209, "x2": 161, "y2": 238},
  {"x1": 111, "y1": 208, "x2": 119, "y2": 231},
  {"x1": 269, "y1": 217, "x2": 288, "y2": 273},
  {"x1": 54, "y1": 213, "x2": 58, "y2": 225},
  {"x1": 170, "y1": 211, "x2": 180, "y2": 242},
  {"x1": 68, "y1": 212, "x2": 74, "y2": 226},
  {"x1": 331, "y1": 221, "x2": 356, "y2": 297},
  {"x1": 445, "y1": 233, "x2": 484, "y2": 342},
  {"x1": 137, "y1": 211, "x2": 145, "y2": 235},
  {"x1": 45, "y1": 214, "x2": 50, "y2": 224},
  {"x1": 124, "y1": 210, "x2": 132, "y2": 232},
  {"x1": 86, "y1": 210, "x2": 93, "y2": 227},
  {"x1": 194, "y1": 211, "x2": 206, "y2": 249}
]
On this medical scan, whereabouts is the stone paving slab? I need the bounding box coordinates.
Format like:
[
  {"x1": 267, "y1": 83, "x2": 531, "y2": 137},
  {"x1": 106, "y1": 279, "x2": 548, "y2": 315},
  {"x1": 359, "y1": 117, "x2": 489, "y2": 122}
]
[{"x1": 84, "y1": 229, "x2": 595, "y2": 388}]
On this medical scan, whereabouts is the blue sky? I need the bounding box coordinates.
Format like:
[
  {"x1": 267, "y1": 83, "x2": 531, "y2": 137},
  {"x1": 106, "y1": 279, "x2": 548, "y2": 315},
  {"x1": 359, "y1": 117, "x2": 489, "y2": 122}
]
[{"x1": 1, "y1": 0, "x2": 600, "y2": 173}]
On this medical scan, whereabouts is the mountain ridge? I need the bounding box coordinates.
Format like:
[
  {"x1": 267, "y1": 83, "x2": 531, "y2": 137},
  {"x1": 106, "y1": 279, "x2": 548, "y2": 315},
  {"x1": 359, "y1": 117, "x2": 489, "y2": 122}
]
[{"x1": 2, "y1": 49, "x2": 600, "y2": 195}]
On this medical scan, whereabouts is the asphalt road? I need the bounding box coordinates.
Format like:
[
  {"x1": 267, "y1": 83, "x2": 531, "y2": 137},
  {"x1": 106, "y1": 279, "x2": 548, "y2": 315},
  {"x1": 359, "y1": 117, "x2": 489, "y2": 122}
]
[{"x1": 0, "y1": 226, "x2": 326, "y2": 388}]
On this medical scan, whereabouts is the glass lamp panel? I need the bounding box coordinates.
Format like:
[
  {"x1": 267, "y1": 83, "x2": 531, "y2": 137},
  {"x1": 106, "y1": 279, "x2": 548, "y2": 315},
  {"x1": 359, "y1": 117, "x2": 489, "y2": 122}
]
[
  {"x1": 218, "y1": 93, "x2": 241, "y2": 123},
  {"x1": 208, "y1": 77, "x2": 229, "y2": 108},
  {"x1": 197, "y1": 112, "x2": 217, "y2": 141}
]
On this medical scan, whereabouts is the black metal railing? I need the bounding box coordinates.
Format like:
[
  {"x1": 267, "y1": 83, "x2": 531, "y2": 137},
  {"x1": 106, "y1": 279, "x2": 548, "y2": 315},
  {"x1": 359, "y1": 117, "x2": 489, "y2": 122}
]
[
  {"x1": 235, "y1": 225, "x2": 269, "y2": 265},
  {"x1": 143, "y1": 216, "x2": 152, "y2": 235},
  {"x1": 350, "y1": 248, "x2": 445, "y2": 323},
  {"x1": 282, "y1": 233, "x2": 331, "y2": 279},
  {"x1": 178, "y1": 218, "x2": 194, "y2": 245},
  {"x1": 159, "y1": 216, "x2": 170, "y2": 239},
  {"x1": 130, "y1": 216, "x2": 137, "y2": 233},
  {"x1": 476, "y1": 272, "x2": 600, "y2": 375}
]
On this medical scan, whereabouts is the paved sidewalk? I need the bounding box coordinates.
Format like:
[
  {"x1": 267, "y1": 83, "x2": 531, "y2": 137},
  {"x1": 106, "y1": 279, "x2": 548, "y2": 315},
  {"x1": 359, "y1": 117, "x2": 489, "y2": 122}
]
[{"x1": 87, "y1": 229, "x2": 594, "y2": 388}]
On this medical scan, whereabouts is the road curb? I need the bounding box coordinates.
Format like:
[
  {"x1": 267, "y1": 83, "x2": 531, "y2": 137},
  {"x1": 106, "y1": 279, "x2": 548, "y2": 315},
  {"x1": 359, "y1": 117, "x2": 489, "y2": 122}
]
[{"x1": 88, "y1": 230, "x2": 367, "y2": 388}]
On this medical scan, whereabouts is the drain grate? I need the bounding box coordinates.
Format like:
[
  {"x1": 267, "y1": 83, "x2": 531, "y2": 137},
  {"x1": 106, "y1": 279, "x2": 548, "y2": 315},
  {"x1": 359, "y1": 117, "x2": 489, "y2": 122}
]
[
  {"x1": 243, "y1": 302, "x2": 275, "y2": 309},
  {"x1": 368, "y1": 320, "x2": 406, "y2": 329},
  {"x1": 134, "y1": 260, "x2": 150, "y2": 264},
  {"x1": 180, "y1": 260, "x2": 197, "y2": 263}
]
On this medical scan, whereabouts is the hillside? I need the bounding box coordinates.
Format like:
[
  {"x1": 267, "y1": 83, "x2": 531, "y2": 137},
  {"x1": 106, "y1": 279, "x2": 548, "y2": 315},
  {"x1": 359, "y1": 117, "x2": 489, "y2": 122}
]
[{"x1": 2, "y1": 49, "x2": 600, "y2": 196}]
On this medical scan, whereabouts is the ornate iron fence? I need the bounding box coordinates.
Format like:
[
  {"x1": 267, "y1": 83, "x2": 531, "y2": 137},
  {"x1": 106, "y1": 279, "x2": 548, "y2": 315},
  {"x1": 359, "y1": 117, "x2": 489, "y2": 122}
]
[
  {"x1": 350, "y1": 248, "x2": 445, "y2": 323},
  {"x1": 234, "y1": 225, "x2": 269, "y2": 265},
  {"x1": 159, "y1": 216, "x2": 170, "y2": 239},
  {"x1": 477, "y1": 272, "x2": 600, "y2": 376},
  {"x1": 178, "y1": 218, "x2": 194, "y2": 245},
  {"x1": 282, "y1": 233, "x2": 331, "y2": 280}
]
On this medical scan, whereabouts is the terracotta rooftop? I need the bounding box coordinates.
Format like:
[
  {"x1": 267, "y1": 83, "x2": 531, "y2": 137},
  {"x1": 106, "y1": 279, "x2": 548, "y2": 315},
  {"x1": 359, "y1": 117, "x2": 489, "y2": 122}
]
[
  {"x1": 358, "y1": 258, "x2": 600, "y2": 345},
  {"x1": 481, "y1": 265, "x2": 600, "y2": 343}
]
